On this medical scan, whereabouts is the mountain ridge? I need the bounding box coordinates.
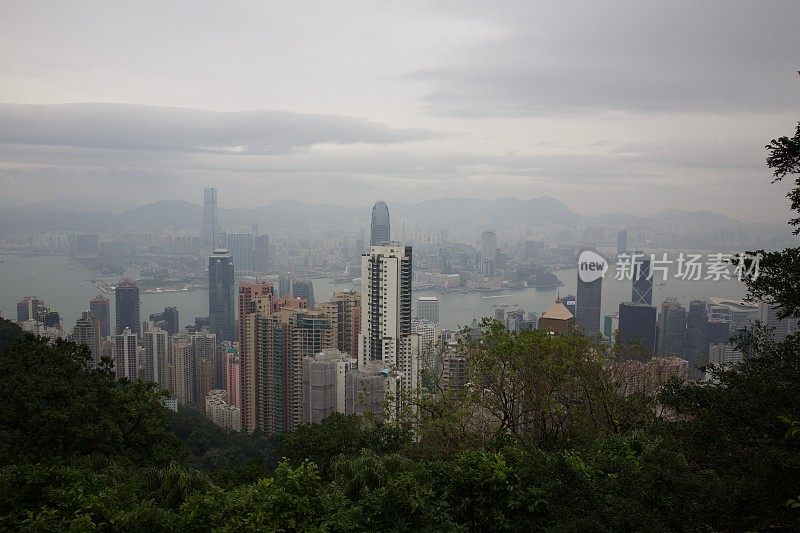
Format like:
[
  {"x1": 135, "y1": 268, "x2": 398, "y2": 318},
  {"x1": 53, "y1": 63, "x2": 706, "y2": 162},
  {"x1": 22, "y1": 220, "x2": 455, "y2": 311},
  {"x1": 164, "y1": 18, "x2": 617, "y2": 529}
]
[{"x1": 0, "y1": 196, "x2": 747, "y2": 233}]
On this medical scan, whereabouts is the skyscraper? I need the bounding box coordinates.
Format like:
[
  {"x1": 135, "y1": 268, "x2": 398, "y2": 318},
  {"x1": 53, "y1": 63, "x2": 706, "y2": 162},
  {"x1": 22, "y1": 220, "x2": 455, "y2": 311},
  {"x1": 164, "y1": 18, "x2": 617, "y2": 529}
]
[
  {"x1": 632, "y1": 255, "x2": 653, "y2": 305},
  {"x1": 225, "y1": 348, "x2": 241, "y2": 408},
  {"x1": 237, "y1": 281, "x2": 274, "y2": 431},
  {"x1": 370, "y1": 201, "x2": 390, "y2": 246},
  {"x1": 411, "y1": 317, "x2": 441, "y2": 371},
  {"x1": 192, "y1": 330, "x2": 218, "y2": 408},
  {"x1": 208, "y1": 249, "x2": 235, "y2": 342},
  {"x1": 576, "y1": 275, "x2": 602, "y2": 337},
  {"x1": 142, "y1": 324, "x2": 169, "y2": 388},
  {"x1": 658, "y1": 298, "x2": 686, "y2": 357},
  {"x1": 227, "y1": 233, "x2": 254, "y2": 274},
  {"x1": 16, "y1": 296, "x2": 40, "y2": 322},
  {"x1": 708, "y1": 319, "x2": 731, "y2": 346},
  {"x1": 171, "y1": 334, "x2": 194, "y2": 405},
  {"x1": 203, "y1": 187, "x2": 220, "y2": 256},
  {"x1": 278, "y1": 272, "x2": 294, "y2": 298},
  {"x1": 358, "y1": 244, "x2": 419, "y2": 397},
  {"x1": 256, "y1": 308, "x2": 334, "y2": 434},
  {"x1": 686, "y1": 300, "x2": 709, "y2": 380},
  {"x1": 90, "y1": 295, "x2": 111, "y2": 337},
  {"x1": 254, "y1": 234, "x2": 270, "y2": 273},
  {"x1": 617, "y1": 230, "x2": 628, "y2": 254},
  {"x1": 72, "y1": 310, "x2": 101, "y2": 366},
  {"x1": 114, "y1": 327, "x2": 138, "y2": 380},
  {"x1": 115, "y1": 278, "x2": 140, "y2": 336},
  {"x1": 292, "y1": 279, "x2": 315, "y2": 308},
  {"x1": 149, "y1": 306, "x2": 179, "y2": 335},
  {"x1": 480, "y1": 230, "x2": 497, "y2": 264},
  {"x1": 417, "y1": 296, "x2": 440, "y2": 324},
  {"x1": 318, "y1": 290, "x2": 361, "y2": 355},
  {"x1": 302, "y1": 349, "x2": 354, "y2": 424},
  {"x1": 618, "y1": 302, "x2": 657, "y2": 356}
]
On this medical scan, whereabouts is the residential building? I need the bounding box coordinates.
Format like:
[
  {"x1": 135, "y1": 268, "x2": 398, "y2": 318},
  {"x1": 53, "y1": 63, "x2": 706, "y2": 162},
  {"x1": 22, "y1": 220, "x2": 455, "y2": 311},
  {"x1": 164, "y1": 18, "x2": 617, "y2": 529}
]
[
  {"x1": 114, "y1": 327, "x2": 138, "y2": 380},
  {"x1": 358, "y1": 243, "x2": 420, "y2": 397},
  {"x1": 142, "y1": 324, "x2": 169, "y2": 388},
  {"x1": 302, "y1": 349, "x2": 355, "y2": 424}
]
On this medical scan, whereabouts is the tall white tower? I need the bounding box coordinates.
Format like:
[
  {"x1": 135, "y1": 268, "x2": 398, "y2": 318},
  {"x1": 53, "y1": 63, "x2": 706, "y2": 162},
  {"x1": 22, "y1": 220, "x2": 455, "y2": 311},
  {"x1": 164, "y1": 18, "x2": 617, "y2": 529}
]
[
  {"x1": 358, "y1": 243, "x2": 419, "y2": 392},
  {"x1": 114, "y1": 327, "x2": 138, "y2": 381},
  {"x1": 143, "y1": 324, "x2": 169, "y2": 389}
]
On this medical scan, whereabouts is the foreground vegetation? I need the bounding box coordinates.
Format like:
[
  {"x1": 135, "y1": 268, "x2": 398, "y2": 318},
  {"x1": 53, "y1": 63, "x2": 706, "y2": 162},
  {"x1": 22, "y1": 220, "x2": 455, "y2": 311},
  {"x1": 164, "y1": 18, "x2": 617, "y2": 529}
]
[
  {"x1": 1, "y1": 122, "x2": 799, "y2": 530},
  {"x1": 1, "y1": 317, "x2": 799, "y2": 531}
]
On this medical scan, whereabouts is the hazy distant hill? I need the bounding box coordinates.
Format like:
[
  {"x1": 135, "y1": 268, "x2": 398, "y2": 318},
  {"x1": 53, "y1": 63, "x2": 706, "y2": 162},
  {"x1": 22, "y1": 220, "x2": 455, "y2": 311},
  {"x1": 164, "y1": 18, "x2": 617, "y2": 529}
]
[
  {"x1": 645, "y1": 209, "x2": 742, "y2": 226},
  {"x1": 591, "y1": 209, "x2": 743, "y2": 228},
  {"x1": 117, "y1": 200, "x2": 203, "y2": 229},
  {"x1": 391, "y1": 197, "x2": 578, "y2": 228},
  {"x1": 0, "y1": 196, "x2": 745, "y2": 233}
]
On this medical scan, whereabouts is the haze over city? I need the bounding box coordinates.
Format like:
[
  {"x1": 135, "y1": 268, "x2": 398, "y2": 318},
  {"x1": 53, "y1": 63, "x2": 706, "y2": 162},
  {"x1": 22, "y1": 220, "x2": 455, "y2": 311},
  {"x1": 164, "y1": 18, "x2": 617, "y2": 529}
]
[
  {"x1": 1, "y1": 1, "x2": 799, "y2": 221},
  {"x1": 2, "y1": 2, "x2": 800, "y2": 530}
]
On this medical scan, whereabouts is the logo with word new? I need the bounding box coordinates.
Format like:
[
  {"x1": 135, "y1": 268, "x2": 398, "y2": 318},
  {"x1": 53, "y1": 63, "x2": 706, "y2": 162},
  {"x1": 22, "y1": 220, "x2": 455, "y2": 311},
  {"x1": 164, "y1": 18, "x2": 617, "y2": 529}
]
[{"x1": 578, "y1": 250, "x2": 608, "y2": 283}]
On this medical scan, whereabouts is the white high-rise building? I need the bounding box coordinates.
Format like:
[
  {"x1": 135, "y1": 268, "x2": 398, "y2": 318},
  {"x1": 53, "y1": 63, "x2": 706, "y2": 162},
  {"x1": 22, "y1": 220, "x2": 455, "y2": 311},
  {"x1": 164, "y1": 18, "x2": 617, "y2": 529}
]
[
  {"x1": 359, "y1": 243, "x2": 420, "y2": 394},
  {"x1": 114, "y1": 327, "x2": 138, "y2": 380},
  {"x1": 142, "y1": 324, "x2": 169, "y2": 389},
  {"x1": 417, "y1": 296, "x2": 440, "y2": 324},
  {"x1": 411, "y1": 317, "x2": 441, "y2": 372},
  {"x1": 302, "y1": 349, "x2": 355, "y2": 424}
]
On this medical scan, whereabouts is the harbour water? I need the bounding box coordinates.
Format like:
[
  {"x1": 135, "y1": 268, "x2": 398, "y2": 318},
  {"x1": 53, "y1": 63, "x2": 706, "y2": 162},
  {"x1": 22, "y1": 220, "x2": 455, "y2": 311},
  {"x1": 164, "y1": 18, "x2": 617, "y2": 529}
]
[{"x1": 0, "y1": 252, "x2": 748, "y2": 333}]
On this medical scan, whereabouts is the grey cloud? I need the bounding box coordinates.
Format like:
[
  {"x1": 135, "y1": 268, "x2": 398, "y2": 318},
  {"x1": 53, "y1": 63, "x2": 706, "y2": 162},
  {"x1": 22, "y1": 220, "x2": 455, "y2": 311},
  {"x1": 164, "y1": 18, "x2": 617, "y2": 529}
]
[
  {"x1": 0, "y1": 135, "x2": 766, "y2": 188},
  {"x1": 0, "y1": 103, "x2": 438, "y2": 154},
  {"x1": 410, "y1": 1, "x2": 800, "y2": 117}
]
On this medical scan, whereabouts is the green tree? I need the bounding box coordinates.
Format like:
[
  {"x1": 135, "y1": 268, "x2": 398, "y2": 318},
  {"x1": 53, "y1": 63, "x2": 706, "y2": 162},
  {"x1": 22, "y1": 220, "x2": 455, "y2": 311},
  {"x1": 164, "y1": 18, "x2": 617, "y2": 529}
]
[
  {"x1": 743, "y1": 122, "x2": 800, "y2": 318},
  {"x1": 182, "y1": 461, "x2": 361, "y2": 532},
  {"x1": 0, "y1": 335, "x2": 184, "y2": 465},
  {"x1": 275, "y1": 413, "x2": 412, "y2": 478},
  {"x1": 459, "y1": 321, "x2": 655, "y2": 449},
  {"x1": 0, "y1": 317, "x2": 22, "y2": 353}
]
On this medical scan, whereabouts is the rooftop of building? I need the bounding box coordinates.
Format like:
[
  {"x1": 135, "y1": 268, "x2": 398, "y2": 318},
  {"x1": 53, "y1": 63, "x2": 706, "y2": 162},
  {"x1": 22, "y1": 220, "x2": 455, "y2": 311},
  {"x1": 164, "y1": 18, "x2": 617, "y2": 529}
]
[{"x1": 541, "y1": 298, "x2": 574, "y2": 321}]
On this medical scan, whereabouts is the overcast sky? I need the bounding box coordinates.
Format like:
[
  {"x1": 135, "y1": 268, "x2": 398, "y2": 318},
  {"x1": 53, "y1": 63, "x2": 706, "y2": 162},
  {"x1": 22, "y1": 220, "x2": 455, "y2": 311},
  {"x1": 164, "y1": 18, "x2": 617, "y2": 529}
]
[{"x1": 0, "y1": 0, "x2": 798, "y2": 222}]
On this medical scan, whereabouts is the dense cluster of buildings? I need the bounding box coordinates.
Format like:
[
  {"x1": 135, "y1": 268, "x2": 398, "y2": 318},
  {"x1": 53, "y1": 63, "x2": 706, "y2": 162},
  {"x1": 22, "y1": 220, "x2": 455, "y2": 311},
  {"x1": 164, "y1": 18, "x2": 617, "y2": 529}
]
[{"x1": 9, "y1": 189, "x2": 799, "y2": 436}]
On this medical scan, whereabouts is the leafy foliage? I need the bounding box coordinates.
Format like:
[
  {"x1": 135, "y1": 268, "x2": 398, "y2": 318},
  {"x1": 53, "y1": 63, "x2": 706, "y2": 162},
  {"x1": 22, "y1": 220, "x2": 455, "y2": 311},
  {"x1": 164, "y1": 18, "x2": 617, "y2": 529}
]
[
  {"x1": 0, "y1": 317, "x2": 22, "y2": 353},
  {"x1": 0, "y1": 334, "x2": 183, "y2": 465},
  {"x1": 744, "y1": 122, "x2": 800, "y2": 318}
]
